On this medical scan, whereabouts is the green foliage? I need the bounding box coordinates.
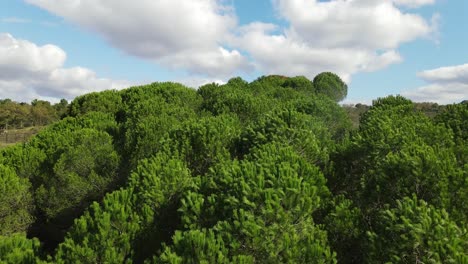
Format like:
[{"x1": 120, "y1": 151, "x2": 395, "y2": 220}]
[
  {"x1": 239, "y1": 108, "x2": 332, "y2": 166},
  {"x1": 30, "y1": 100, "x2": 57, "y2": 126},
  {"x1": 282, "y1": 75, "x2": 315, "y2": 92},
  {"x1": 120, "y1": 82, "x2": 202, "y2": 113},
  {"x1": 69, "y1": 89, "x2": 122, "y2": 117},
  {"x1": 226, "y1": 76, "x2": 249, "y2": 88},
  {"x1": 291, "y1": 95, "x2": 351, "y2": 141},
  {"x1": 53, "y1": 99, "x2": 69, "y2": 119},
  {"x1": 157, "y1": 229, "x2": 250, "y2": 264},
  {"x1": 368, "y1": 196, "x2": 468, "y2": 263},
  {"x1": 0, "y1": 165, "x2": 34, "y2": 236},
  {"x1": 435, "y1": 102, "x2": 468, "y2": 165},
  {"x1": 122, "y1": 97, "x2": 198, "y2": 170},
  {"x1": 342, "y1": 103, "x2": 370, "y2": 129},
  {"x1": 161, "y1": 114, "x2": 242, "y2": 175},
  {"x1": 29, "y1": 112, "x2": 119, "y2": 168},
  {"x1": 54, "y1": 188, "x2": 140, "y2": 264},
  {"x1": 0, "y1": 233, "x2": 41, "y2": 264},
  {"x1": 22, "y1": 122, "x2": 121, "y2": 251},
  {"x1": 331, "y1": 96, "x2": 456, "y2": 210},
  {"x1": 172, "y1": 143, "x2": 336, "y2": 262},
  {"x1": 129, "y1": 152, "x2": 193, "y2": 207},
  {"x1": 435, "y1": 103, "x2": 468, "y2": 141},
  {"x1": 54, "y1": 152, "x2": 194, "y2": 263},
  {"x1": 251, "y1": 75, "x2": 289, "y2": 88},
  {"x1": 120, "y1": 82, "x2": 202, "y2": 171},
  {"x1": 323, "y1": 196, "x2": 362, "y2": 263},
  {"x1": 0, "y1": 144, "x2": 46, "y2": 180},
  {"x1": 1, "y1": 76, "x2": 466, "y2": 263},
  {"x1": 128, "y1": 152, "x2": 195, "y2": 262},
  {"x1": 0, "y1": 100, "x2": 31, "y2": 128},
  {"x1": 198, "y1": 82, "x2": 270, "y2": 123},
  {"x1": 0, "y1": 98, "x2": 64, "y2": 129},
  {"x1": 313, "y1": 72, "x2": 347, "y2": 102},
  {"x1": 35, "y1": 128, "x2": 120, "y2": 221},
  {"x1": 327, "y1": 96, "x2": 465, "y2": 262}
]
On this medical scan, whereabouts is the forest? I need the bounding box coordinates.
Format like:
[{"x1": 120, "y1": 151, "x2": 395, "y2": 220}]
[{"x1": 0, "y1": 72, "x2": 467, "y2": 263}]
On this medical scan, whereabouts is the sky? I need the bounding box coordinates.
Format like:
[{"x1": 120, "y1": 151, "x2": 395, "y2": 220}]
[{"x1": 0, "y1": 0, "x2": 467, "y2": 104}]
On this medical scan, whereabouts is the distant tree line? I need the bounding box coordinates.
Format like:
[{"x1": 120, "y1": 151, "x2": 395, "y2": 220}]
[
  {"x1": 0, "y1": 98, "x2": 69, "y2": 130},
  {"x1": 0, "y1": 72, "x2": 467, "y2": 263},
  {"x1": 344, "y1": 101, "x2": 444, "y2": 128}
]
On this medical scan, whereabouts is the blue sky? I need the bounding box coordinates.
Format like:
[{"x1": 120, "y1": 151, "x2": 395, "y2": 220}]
[{"x1": 0, "y1": 0, "x2": 467, "y2": 104}]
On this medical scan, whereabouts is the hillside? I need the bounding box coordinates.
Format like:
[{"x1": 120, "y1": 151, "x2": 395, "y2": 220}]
[{"x1": 0, "y1": 74, "x2": 467, "y2": 263}]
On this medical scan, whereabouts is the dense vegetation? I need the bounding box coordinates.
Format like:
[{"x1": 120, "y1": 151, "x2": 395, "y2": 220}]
[{"x1": 0, "y1": 73, "x2": 467, "y2": 263}]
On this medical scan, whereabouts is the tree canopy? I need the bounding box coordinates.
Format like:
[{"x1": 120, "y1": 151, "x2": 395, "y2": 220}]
[
  {"x1": 313, "y1": 72, "x2": 348, "y2": 102},
  {"x1": 0, "y1": 74, "x2": 466, "y2": 263}
]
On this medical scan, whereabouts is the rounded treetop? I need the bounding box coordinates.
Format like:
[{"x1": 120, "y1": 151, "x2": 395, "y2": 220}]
[{"x1": 313, "y1": 72, "x2": 348, "y2": 102}]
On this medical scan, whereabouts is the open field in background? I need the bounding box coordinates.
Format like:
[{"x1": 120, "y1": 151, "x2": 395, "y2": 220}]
[{"x1": 0, "y1": 126, "x2": 44, "y2": 148}]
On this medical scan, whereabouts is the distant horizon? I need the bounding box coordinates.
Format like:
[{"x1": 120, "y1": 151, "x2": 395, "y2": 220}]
[
  {"x1": 1, "y1": 0, "x2": 467, "y2": 104},
  {"x1": 2, "y1": 75, "x2": 463, "y2": 107}
]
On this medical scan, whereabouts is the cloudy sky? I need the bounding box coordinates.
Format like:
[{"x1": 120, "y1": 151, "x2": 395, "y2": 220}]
[{"x1": 0, "y1": 0, "x2": 467, "y2": 104}]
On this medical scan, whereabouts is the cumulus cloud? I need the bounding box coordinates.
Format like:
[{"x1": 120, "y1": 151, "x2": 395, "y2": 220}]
[
  {"x1": 231, "y1": 0, "x2": 437, "y2": 82},
  {"x1": 26, "y1": 0, "x2": 251, "y2": 77},
  {"x1": 159, "y1": 47, "x2": 252, "y2": 76},
  {"x1": 273, "y1": 0, "x2": 433, "y2": 50},
  {"x1": 0, "y1": 33, "x2": 130, "y2": 102},
  {"x1": 402, "y1": 64, "x2": 468, "y2": 104},
  {"x1": 232, "y1": 22, "x2": 404, "y2": 82},
  {"x1": 418, "y1": 64, "x2": 468, "y2": 83},
  {"x1": 0, "y1": 33, "x2": 65, "y2": 79},
  {"x1": 26, "y1": 0, "x2": 438, "y2": 83}
]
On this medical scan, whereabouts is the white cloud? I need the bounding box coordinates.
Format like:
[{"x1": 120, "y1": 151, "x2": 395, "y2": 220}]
[
  {"x1": 273, "y1": 0, "x2": 433, "y2": 50},
  {"x1": 402, "y1": 63, "x2": 468, "y2": 104},
  {"x1": 159, "y1": 47, "x2": 252, "y2": 76},
  {"x1": 26, "y1": 0, "x2": 251, "y2": 77},
  {"x1": 177, "y1": 77, "x2": 226, "y2": 89},
  {"x1": 393, "y1": 0, "x2": 436, "y2": 8},
  {"x1": 341, "y1": 97, "x2": 374, "y2": 106},
  {"x1": 231, "y1": 0, "x2": 436, "y2": 82},
  {"x1": 402, "y1": 83, "x2": 468, "y2": 104},
  {"x1": 38, "y1": 67, "x2": 131, "y2": 98},
  {"x1": 0, "y1": 33, "x2": 130, "y2": 102},
  {"x1": 26, "y1": 0, "x2": 439, "y2": 84},
  {"x1": 0, "y1": 33, "x2": 65, "y2": 79},
  {"x1": 231, "y1": 23, "x2": 403, "y2": 82},
  {"x1": 418, "y1": 64, "x2": 468, "y2": 83}
]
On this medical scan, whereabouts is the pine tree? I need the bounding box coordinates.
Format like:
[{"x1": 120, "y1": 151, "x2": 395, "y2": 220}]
[{"x1": 0, "y1": 165, "x2": 34, "y2": 236}]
